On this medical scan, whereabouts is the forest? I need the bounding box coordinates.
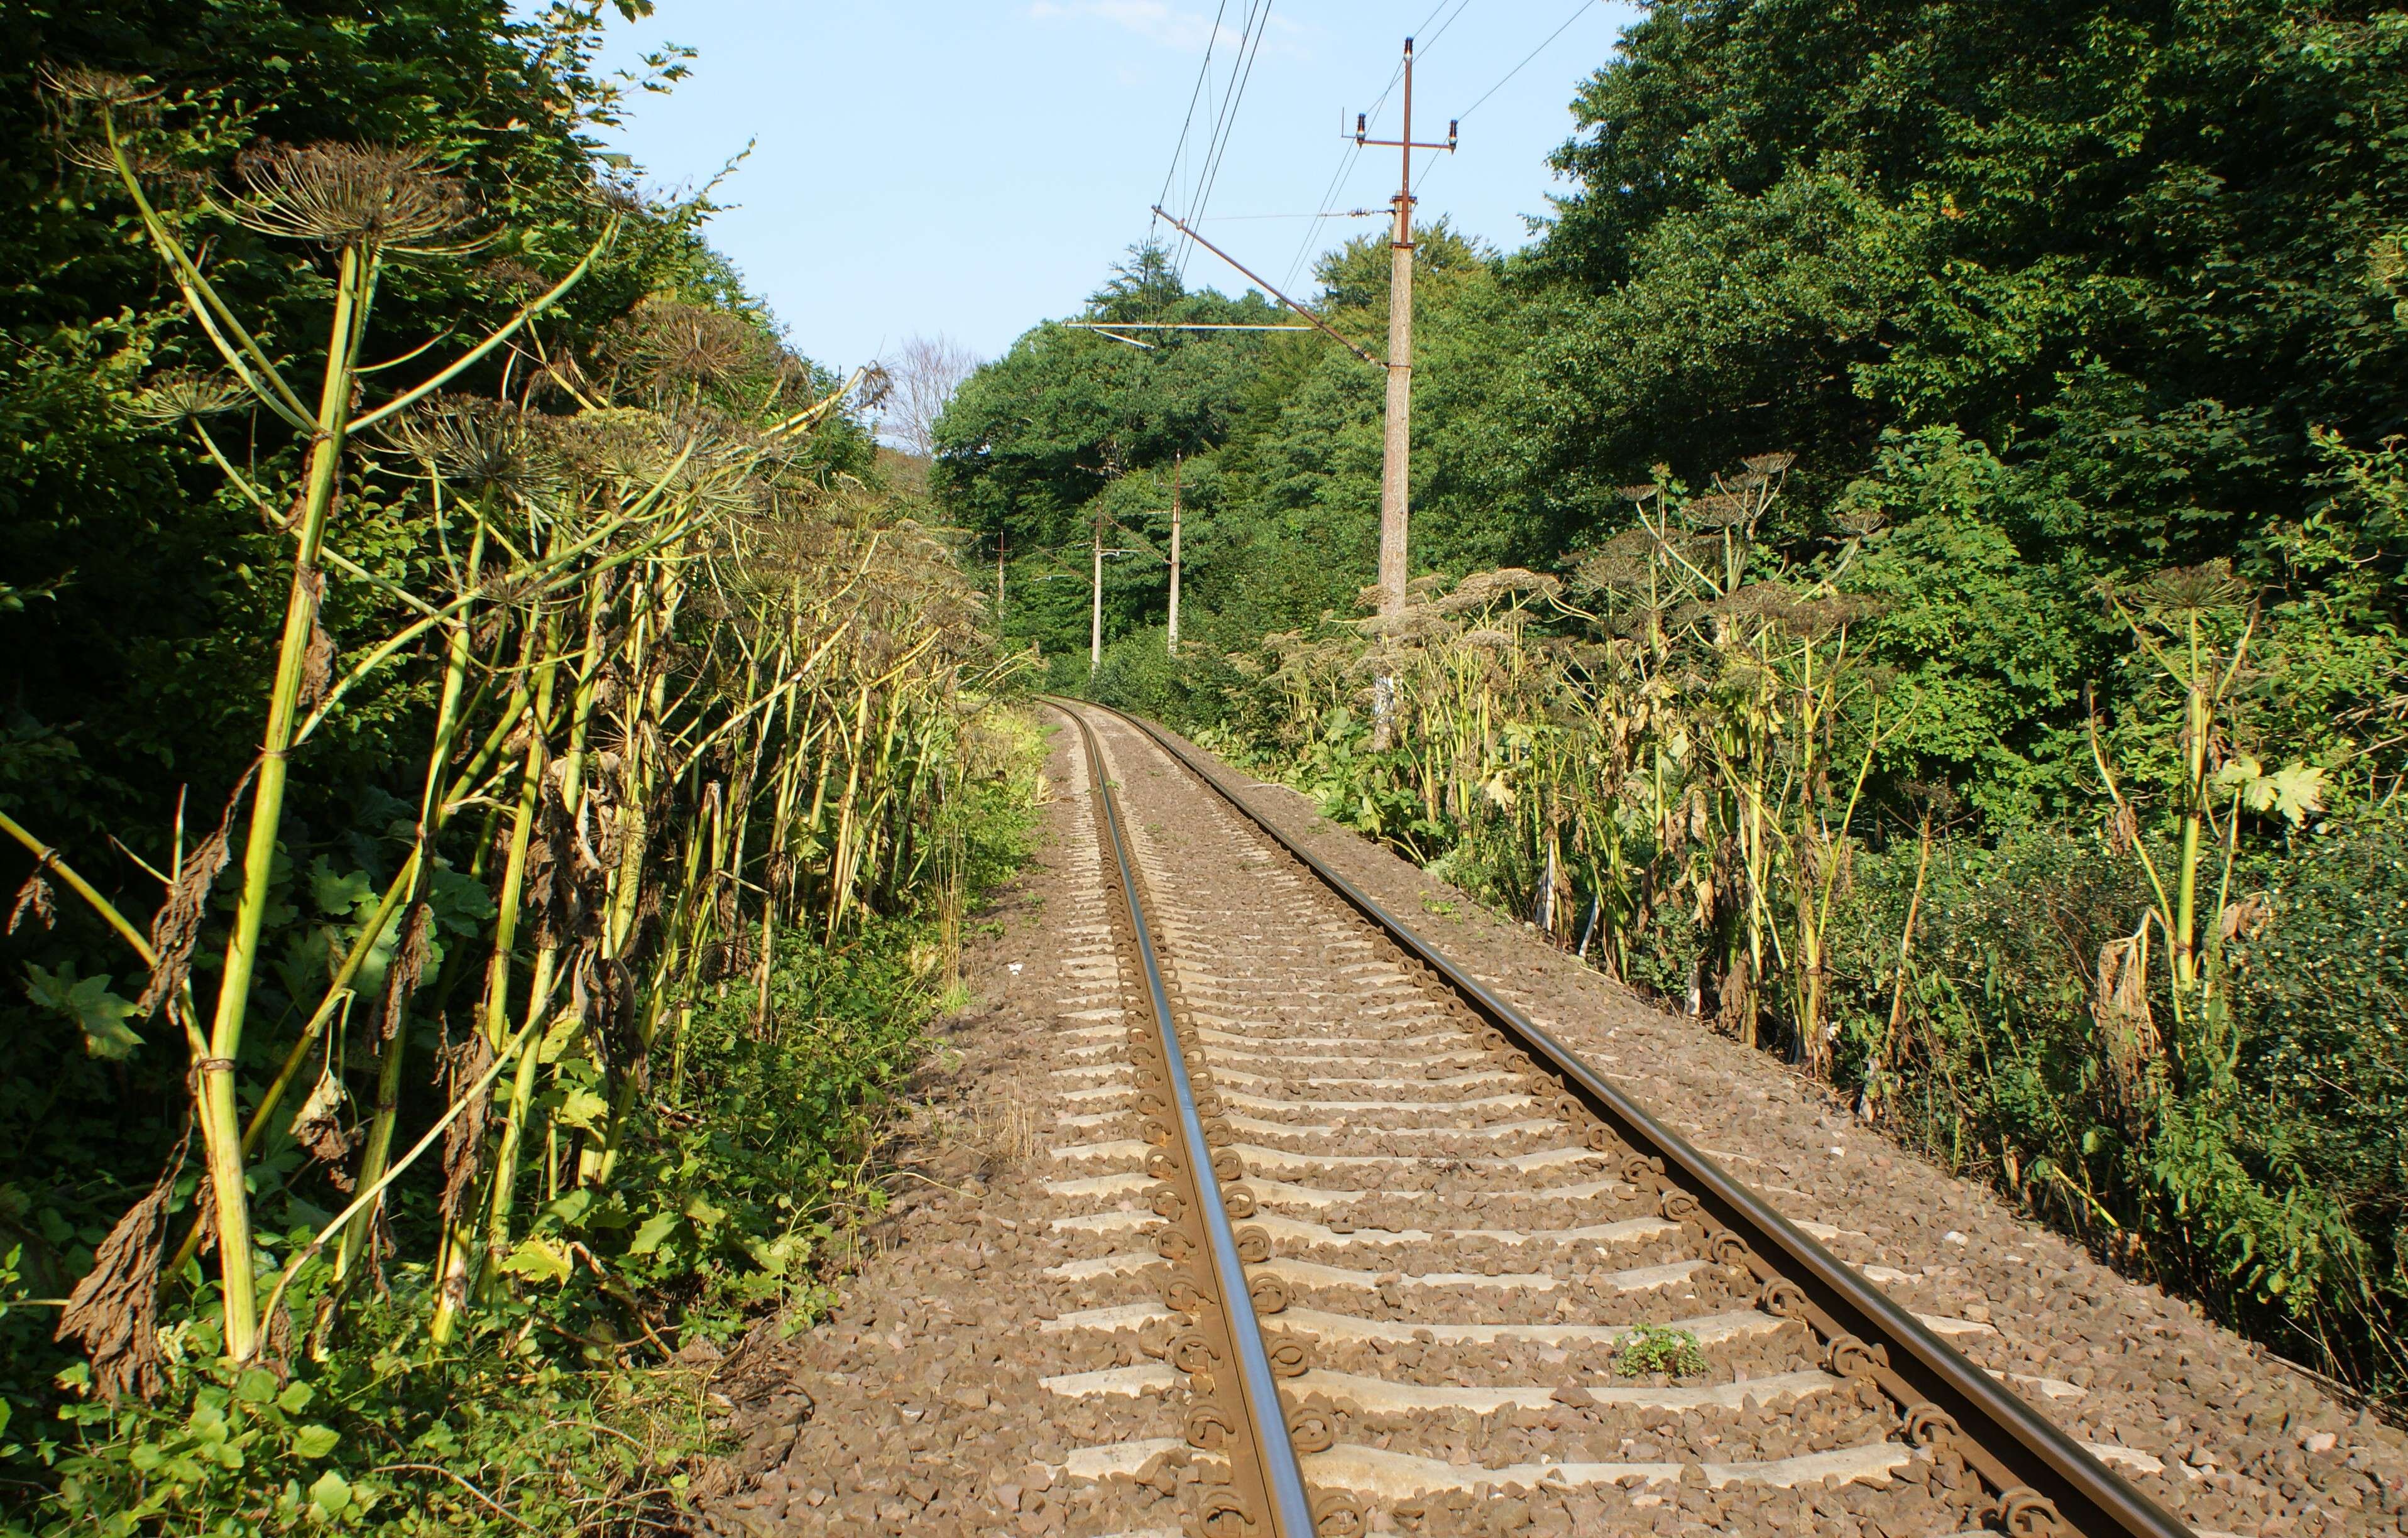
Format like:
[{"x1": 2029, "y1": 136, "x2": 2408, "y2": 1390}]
[
  {"x1": 0, "y1": 2, "x2": 1035, "y2": 1530},
  {"x1": 938, "y1": 0, "x2": 2408, "y2": 1406}
]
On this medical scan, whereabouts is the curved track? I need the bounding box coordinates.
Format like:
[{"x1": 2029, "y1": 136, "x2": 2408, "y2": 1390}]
[{"x1": 1045, "y1": 697, "x2": 2189, "y2": 1538}]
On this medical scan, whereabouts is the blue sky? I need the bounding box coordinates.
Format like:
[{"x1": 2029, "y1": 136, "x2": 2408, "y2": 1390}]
[{"x1": 588, "y1": 1, "x2": 1638, "y2": 373}]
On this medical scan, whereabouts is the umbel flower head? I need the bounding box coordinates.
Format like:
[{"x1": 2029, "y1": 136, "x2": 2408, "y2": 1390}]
[
  {"x1": 220, "y1": 143, "x2": 480, "y2": 254},
  {"x1": 603, "y1": 298, "x2": 779, "y2": 395},
  {"x1": 41, "y1": 65, "x2": 163, "y2": 108},
  {"x1": 124, "y1": 367, "x2": 243, "y2": 428},
  {"x1": 2129, "y1": 558, "x2": 2251, "y2": 624},
  {"x1": 378, "y1": 397, "x2": 561, "y2": 504},
  {"x1": 38, "y1": 65, "x2": 173, "y2": 179}
]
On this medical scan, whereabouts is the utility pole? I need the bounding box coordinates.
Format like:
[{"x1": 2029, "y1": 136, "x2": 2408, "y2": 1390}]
[
  {"x1": 995, "y1": 530, "x2": 1005, "y2": 624},
  {"x1": 1353, "y1": 38, "x2": 1457, "y2": 744},
  {"x1": 1167, "y1": 452, "x2": 1182, "y2": 657},
  {"x1": 1090, "y1": 509, "x2": 1105, "y2": 675}
]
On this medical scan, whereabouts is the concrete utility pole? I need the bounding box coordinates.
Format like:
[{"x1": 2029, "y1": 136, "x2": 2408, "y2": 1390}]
[
  {"x1": 1090, "y1": 510, "x2": 1105, "y2": 675},
  {"x1": 1167, "y1": 452, "x2": 1183, "y2": 657},
  {"x1": 1354, "y1": 38, "x2": 1456, "y2": 744},
  {"x1": 995, "y1": 530, "x2": 1005, "y2": 623}
]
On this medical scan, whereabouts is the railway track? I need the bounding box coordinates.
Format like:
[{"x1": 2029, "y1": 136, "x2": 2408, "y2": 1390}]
[{"x1": 1034, "y1": 697, "x2": 2192, "y2": 1538}]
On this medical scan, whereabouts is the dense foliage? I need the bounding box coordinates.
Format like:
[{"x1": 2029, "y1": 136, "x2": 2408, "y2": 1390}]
[
  {"x1": 938, "y1": 0, "x2": 2408, "y2": 1398},
  {"x1": 0, "y1": 4, "x2": 1037, "y2": 1531}
]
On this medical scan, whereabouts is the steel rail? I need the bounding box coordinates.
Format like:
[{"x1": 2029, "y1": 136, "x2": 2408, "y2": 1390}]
[
  {"x1": 1058, "y1": 702, "x2": 1318, "y2": 1538},
  {"x1": 1085, "y1": 699, "x2": 2193, "y2": 1538}
]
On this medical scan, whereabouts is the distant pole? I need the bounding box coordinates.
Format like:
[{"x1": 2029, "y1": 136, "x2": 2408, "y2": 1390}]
[
  {"x1": 1352, "y1": 38, "x2": 1457, "y2": 746},
  {"x1": 1090, "y1": 511, "x2": 1105, "y2": 675},
  {"x1": 996, "y1": 530, "x2": 1005, "y2": 623},
  {"x1": 1168, "y1": 452, "x2": 1183, "y2": 657}
]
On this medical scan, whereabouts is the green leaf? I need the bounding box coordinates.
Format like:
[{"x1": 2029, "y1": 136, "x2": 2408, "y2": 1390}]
[
  {"x1": 23, "y1": 962, "x2": 143, "y2": 1059},
  {"x1": 2211, "y1": 752, "x2": 2261, "y2": 790},
  {"x1": 498, "y1": 1236, "x2": 572, "y2": 1285},
  {"x1": 292, "y1": 1423, "x2": 340, "y2": 1459},
  {"x1": 426, "y1": 864, "x2": 496, "y2": 935},
  {"x1": 628, "y1": 1210, "x2": 681, "y2": 1255},
  {"x1": 309, "y1": 856, "x2": 375, "y2": 918},
  {"x1": 308, "y1": 1470, "x2": 352, "y2": 1517},
  {"x1": 276, "y1": 1382, "x2": 314, "y2": 1415},
  {"x1": 234, "y1": 1367, "x2": 278, "y2": 1404},
  {"x1": 2267, "y1": 762, "x2": 2328, "y2": 827},
  {"x1": 554, "y1": 1088, "x2": 611, "y2": 1132}
]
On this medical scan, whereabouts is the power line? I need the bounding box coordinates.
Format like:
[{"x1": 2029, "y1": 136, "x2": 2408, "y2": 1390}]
[
  {"x1": 1279, "y1": 0, "x2": 1457, "y2": 293},
  {"x1": 1415, "y1": 0, "x2": 1606, "y2": 207},
  {"x1": 1281, "y1": 138, "x2": 1366, "y2": 293},
  {"x1": 1171, "y1": 0, "x2": 1256, "y2": 270},
  {"x1": 1420, "y1": 0, "x2": 1479, "y2": 57},
  {"x1": 1186, "y1": 0, "x2": 1255, "y2": 223},
  {"x1": 1182, "y1": 0, "x2": 1276, "y2": 279},
  {"x1": 1459, "y1": 0, "x2": 1599, "y2": 121},
  {"x1": 1152, "y1": 0, "x2": 1234, "y2": 246},
  {"x1": 1200, "y1": 209, "x2": 1382, "y2": 221}
]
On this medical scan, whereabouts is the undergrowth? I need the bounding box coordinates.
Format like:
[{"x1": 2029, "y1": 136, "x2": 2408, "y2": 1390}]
[{"x1": 0, "y1": 708, "x2": 1047, "y2": 1536}]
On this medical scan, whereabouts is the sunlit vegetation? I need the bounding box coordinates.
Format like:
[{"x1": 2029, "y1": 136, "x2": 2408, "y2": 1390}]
[{"x1": 1, "y1": 9, "x2": 1033, "y2": 1531}]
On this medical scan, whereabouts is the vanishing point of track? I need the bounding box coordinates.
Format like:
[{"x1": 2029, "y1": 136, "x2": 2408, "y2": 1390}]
[{"x1": 1041, "y1": 697, "x2": 2191, "y2": 1538}]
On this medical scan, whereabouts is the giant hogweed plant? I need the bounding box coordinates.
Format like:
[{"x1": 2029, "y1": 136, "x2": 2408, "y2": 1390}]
[
  {"x1": 8, "y1": 72, "x2": 1007, "y2": 1517},
  {"x1": 1224, "y1": 453, "x2": 1902, "y2": 1074},
  {"x1": 1210, "y1": 460, "x2": 2384, "y2": 1385}
]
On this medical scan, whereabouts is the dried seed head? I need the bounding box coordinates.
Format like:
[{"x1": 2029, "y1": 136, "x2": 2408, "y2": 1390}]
[
  {"x1": 1615, "y1": 483, "x2": 1661, "y2": 503},
  {"x1": 378, "y1": 396, "x2": 561, "y2": 504},
  {"x1": 1831, "y1": 508, "x2": 1886, "y2": 539},
  {"x1": 1685, "y1": 492, "x2": 1752, "y2": 529},
  {"x1": 39, "y1": 66, "x2": 171, "y2": 179},
  {"x1": 1741, "y1": 450, "x2": 1797, "y2": 475},
  {"x1": 40, "y1": 65, "x2": 162, "y2": 108},
  {"x1": 221, "y1": 143, "x2": 479, "y2": 253},
  {"x1": 856, "y1": 362, "x2": 895, "y2": 412},
  {"x1": 2133, "y1": 559, "x2": 2250, "y2": 621},
  {"x1": 1772, "y1": 590, "x2": 1881, "y2": 639},
  {"x1": 605, "y1": 297, "x2": 777, "y2": 393},
  {"x1": 476, "y1": 257, "x2": 547, "y2": 298},
  {"x1": 125, "y1": 367, "x2": 245, "y2": 427},
  {"x1": 1438, "y1": 567, "x2": 1563, "y2": 614}
]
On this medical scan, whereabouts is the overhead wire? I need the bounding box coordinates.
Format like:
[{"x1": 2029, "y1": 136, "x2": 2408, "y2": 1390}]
[
  {"x1": 1180, "y1": 0, "x2": 1276, "y2": 280},
  {"x1": 1152, "y1": 0, "x2": 1235, "y2": 248},
  {"x1": 1458, "y1": 0, "x2": 1599, "y2": 122},
  {"x1": 1420, "y1": 0, "x2": 1479, "y2": 57},
  {"x1": 1200, "y1": 210, "x2": 1382, "y2": 221},
  {"x1": 1186, "y1": 0, "x2": 1257, "y2": 221},
  {"x1": 1278, "y1": 0, "x2": 1463, "y2": 294},
  {"x1": 1415, "y1": 0, "x2": 1605, "y2": 206}
]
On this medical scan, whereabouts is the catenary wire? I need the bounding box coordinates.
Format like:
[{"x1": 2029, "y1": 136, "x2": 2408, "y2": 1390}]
[
  {"x1": 1183, "y1": 0, "x2": 1276, "y2": 280},
  {"x1": 1415, "y1": 0, "x2": 1607, "y2": 207},
  {"x1": 1179, "y1": 0, "x2": 1261, "y2": 255},
  {"x1": 1459, "y1": 0, "x2": 1600, "y2": 121},
  {"x1": 1152, "y1": 0, "x2": 1235, "y2": 248},
  {"x1": 1279, "y1": 0, "x2": 1459, "y2": 293}
]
